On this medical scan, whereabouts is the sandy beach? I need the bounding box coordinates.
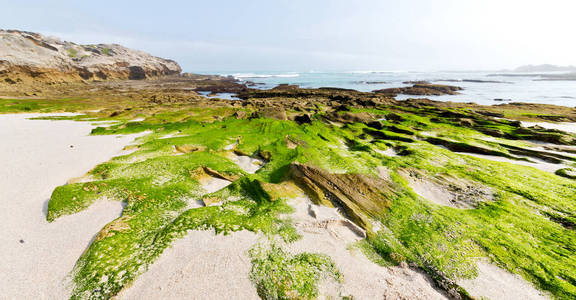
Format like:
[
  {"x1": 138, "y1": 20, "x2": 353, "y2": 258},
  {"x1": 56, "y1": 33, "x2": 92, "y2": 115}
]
[
  {"x1": 0, "y1": 113, "x2": 560, "y2": 299},
  {"x1": 0, "y1": 114, "x2": 139, "y2": 299},
  {"x1": 117, "y1": 230, "x2": 260, "y2": 300},
  {"x1": 2, "y1": 7, "x2": 576, "y2": 298}
]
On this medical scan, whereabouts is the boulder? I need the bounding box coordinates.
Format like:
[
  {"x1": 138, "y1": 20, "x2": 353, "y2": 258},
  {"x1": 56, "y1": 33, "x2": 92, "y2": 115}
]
[
  {"x1": 290, "y1": 163, "x2": 396, "y2": 230},
  {"x1": 257, "y1": 107, "x2": 288, "y2": 120}
]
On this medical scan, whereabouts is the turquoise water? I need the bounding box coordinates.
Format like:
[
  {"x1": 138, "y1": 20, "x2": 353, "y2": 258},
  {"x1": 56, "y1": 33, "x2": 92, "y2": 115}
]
[{"x1": 209, "y1": 71, "x2": 576, "y2": 107}]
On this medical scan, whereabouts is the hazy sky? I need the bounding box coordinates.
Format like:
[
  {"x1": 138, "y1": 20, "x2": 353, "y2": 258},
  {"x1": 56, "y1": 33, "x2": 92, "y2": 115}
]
[{"x1": 2, "y1": 0, "x2": 575, "y2": 72}]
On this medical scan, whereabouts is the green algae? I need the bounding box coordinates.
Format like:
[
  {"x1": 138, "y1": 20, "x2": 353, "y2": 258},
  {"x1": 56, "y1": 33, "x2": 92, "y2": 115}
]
[
  {"x1": 363, "y1": 141, "x2": 576, "y2": 298},
  {"x1": 556, "y1": 168, "x2": 576, "y2": 179},
  {"x1": 70, "y1": 176, "x2": 298, "y2": 299},
  {"x1": 249, "y1": 241, "x2": 341, "y2": 300},
  {"x1": 9, "y1": 96, "x2": 575, "y2": 299},
  {"x1": 0, "y1": 98, "x2": 96, "y2": 113},
  {"x1": 43, "y1": 111, "x2": 370, "y2": 299}
]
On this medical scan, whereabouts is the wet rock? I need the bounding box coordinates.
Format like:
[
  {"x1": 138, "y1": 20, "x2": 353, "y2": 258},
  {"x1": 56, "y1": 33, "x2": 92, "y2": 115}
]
[
  {"x1": 363, "y1": 128, "x2": 415, "y2": 143},
  {"x1": 233, "y1": 110, "x2": 249, "y2": 119},
  {"x1": 290, "y1": 163, "x2": 396, "y2": 230},
  {"x1": 292, "y1": 114, "x2": 312, "y2": 124},
  {"x1": 257, "y1": 149, "x2": 272, "y2": 162},
  {"x1": 272, "y1": 83, "x2": 300, "y2": 90},
  {"x1": 537, "y1": 115, "x2": 572, "y2": 122},
  {"x1": 334, "y1": 105, "x2": 350, "y2": 112},
  {"x1": 386, "y1": 113, "x2": 405, "y2": 123},
  {"x1": 256, "y1": 107, "x2": 288, "y2": 120},
  {"x1": 374, "y1": 83, "x2": 462, "y2": 97},
  {"x1": 555, "y1": 168, "x2": 576, "y2": 179},
  {"x1": 424, "y1": 266, "x2": 474, "y2": 300},
  {"x1": 202, "y1": 166, "x2": 240, "y2": 182},
  {"x1": 478, "y1": 127, "x2": 505, "y2": 137},
  {"x1": 365, "y1": 121, "x2": 384, "y2": 130},
  {"x1": 326, "y1": 112, "x2": 374, "y2": 124},
  {"x1": 425, "y1": 137, "x2": 514, "y2": 158},
  {"x1": 542, "y1": 210, "x2": 576, "y2": 230},
  {"x1": 514, "y1": 127, "x2": 576, "y2": 145},
  {"x1": 459, "y1": 118, "x2": 475, "y2": 127},
  {"x1": 402, "y1": 80, "x2": 430, "y2": 85},
  {"x1": 382, "y1": 125, "x2": 415, "y2": 136},
  {"x1": 475, "y1": 110, "x2": 505, "y2": 118},
  {"x1": 174, "y1": 145, "x2": 204, "y2": 154},
  {"x1": 285, "y1": 136, "x2": 304, "y2": 149},
  {"x1": 499, "y1": 143, "x2": 574, "y2": 163}
]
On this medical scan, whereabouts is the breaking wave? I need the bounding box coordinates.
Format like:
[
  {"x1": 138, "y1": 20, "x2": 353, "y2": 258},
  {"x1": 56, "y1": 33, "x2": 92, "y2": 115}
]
[{"x1": 232, "y1": 73, "x2": 300, "y2": 79}]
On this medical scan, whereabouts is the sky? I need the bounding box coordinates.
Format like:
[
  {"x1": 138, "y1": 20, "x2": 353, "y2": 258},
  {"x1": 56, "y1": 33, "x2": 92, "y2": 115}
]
[{"x1": 1, "y1": 0, "x2": 576, "y2": 72}]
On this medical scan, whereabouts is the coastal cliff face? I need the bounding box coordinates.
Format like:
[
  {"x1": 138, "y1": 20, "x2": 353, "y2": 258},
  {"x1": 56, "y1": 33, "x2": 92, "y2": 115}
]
[{"x1": 0, "y1": 29, "x2": 181, "y2": 84}]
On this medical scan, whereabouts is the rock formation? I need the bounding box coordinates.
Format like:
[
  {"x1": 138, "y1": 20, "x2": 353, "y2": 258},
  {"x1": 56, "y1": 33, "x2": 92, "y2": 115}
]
[
  {"x1": 0, "y1": 29, "x2": 181, "y2": 84},
  {"x1": 373, "y1": 83, "x2": 462, "y2": 97}
]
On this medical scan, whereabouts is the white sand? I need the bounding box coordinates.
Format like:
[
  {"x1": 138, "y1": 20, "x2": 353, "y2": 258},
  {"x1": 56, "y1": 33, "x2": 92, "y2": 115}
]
[
  {"x1": 459, "y1": 152, "x2": 565, "y2": 173},
  {"x1": 400, "y1": 171, "x2": 493, "y2": 209},
  {"x1": 158, "y1": 132, "x2": 187, "y2": 139},
  {"x1": 458, "y1": 261, "x2": 549, "y2": 300},
  {"x1": 223, "y1": 151, "x2": 264, "y2": 174},
  {"x1": 285, "y1": 195, "x2": 448, "y2": 299},
  {"x1": 119, "y1": 187, "x2": 447, "y2": 300},
  {"x1": 0, "y1": 113, "x2": 142, "y2": 299},
  {"x1": 199, "y1": 176, "x2": 232, "y2": 194},
  {"x1": 117, "y1": 230, "x2": 260, "y2": 300},
  {"x1": 0, "y1": 112, "x2": 554, "y2": 299},
  {"x1": 374, "y1": 147, "x2": 398, "y2": 157},
  {"x1": 521, "y1": 121, "x2": 576, "y2": 134},
  {"x1": 404, "y1": 175, "x2": 463, "y2": 208}
]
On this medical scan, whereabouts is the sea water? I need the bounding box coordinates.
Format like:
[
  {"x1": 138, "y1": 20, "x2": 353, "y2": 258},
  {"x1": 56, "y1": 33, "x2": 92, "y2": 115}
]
[{"x1": 206, "y1": 71, "x2": 576, "y2": 107}]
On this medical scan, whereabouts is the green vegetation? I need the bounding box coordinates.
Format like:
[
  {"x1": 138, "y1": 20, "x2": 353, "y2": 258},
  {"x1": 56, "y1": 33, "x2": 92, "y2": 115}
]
[
  {"x1": 43, "y1": 108, "x2": 370, "y2": 299},
  {"x1": 0, "y1": 98, "x2": 128, "y2": 114},
  {"x1": 556, "y1": 168, "x2": 576, "y2": 179},
  {"x1": 67, "y1": 48, "x2": 78, "y2": 58},
  {"x1": 250, "y1": 242, "x2": 341, "y2": 299},
  {"x1": 2, "y1": 96, "x2": 575, "y2": 299},
  {"x1": 102, "y1": 47, "x2": 111, "y2": 56}
]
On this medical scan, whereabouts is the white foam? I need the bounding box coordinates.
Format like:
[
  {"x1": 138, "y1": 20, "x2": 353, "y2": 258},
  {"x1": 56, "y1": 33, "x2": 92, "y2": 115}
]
[{"x1": 231, "y1": 73, "x2": 299, "y2": 79}]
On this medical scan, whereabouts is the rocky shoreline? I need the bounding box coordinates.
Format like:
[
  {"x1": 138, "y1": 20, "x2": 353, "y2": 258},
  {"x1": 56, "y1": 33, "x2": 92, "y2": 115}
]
[{"x1": 1, "y1": 31, "x2": 575, "y2": 300}]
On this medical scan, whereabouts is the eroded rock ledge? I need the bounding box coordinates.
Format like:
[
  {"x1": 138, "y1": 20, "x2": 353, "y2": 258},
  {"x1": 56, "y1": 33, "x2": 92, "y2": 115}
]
[{"x1": 0, "y1": 29, "x2": 181, "y2": 84}]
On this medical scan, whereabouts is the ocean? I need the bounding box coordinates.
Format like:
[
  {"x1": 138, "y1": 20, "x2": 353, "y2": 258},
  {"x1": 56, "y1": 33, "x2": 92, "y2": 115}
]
[{"x1": 208, "y1": 71, "x2": 576, "y2": 107}]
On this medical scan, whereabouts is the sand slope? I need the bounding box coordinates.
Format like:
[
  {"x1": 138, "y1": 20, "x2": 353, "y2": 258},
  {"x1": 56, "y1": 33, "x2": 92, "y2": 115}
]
[
  {"x1": 117, "y1": 230, "x2": 260, "y2": 300},
  {"x1": 458, "y1": 261, "x2": 549, "y2": 300},
  {"x1": 0, "y1": 114, "x2": 140, "y2": 299},
  {"x1": 286, "y1": 195, "x2": 448, "y2": 299}
]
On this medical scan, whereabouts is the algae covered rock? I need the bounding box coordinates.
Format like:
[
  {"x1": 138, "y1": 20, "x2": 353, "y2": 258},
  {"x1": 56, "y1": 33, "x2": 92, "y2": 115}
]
[
  {"x1": 253, "y1": 107, "x2": 288, "y2": 120},
  {"x1": 556, "y1": 168, "x2": 576, "y2": 179},
  {"x1": 290, "y1": 162, "x2": 396, "y2": 230}
]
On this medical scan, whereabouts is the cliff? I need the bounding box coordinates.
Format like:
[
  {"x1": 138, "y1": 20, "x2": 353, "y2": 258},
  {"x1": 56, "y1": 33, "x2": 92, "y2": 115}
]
[{"x1": 0, "y1": 29, "x2": 181, "y2": 84}]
